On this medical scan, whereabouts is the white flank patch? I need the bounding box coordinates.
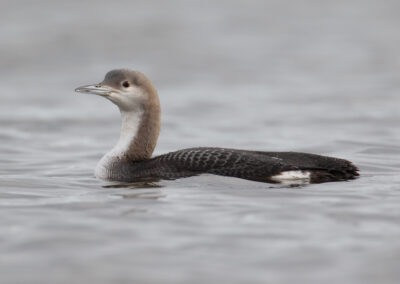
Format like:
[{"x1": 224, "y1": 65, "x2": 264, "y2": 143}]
[{"x1": 270, "y1": 170, "x2": 311, "y2": 185}]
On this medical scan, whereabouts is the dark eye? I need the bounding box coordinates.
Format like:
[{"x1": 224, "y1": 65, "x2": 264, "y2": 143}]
[{"x1": 122, "y1": 81, "x2": 130, "y2": 88}]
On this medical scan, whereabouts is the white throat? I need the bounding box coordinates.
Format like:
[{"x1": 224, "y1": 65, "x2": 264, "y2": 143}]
[{"x1": 95, "y1": 109, "x2": 144, "y2": 179}]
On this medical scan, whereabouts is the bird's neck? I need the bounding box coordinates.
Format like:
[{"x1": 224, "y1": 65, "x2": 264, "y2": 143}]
[
  {"x1": 105, "y1": 103, "x2": 161, "y2": 162},
  {"x1": 95, "y1": 105, "x2": 160, "y2": 180}
]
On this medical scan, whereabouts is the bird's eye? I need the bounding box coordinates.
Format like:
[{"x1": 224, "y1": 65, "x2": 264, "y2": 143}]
[{"x1": 122, "y1": 81, "x2": 130, "y2": 88}]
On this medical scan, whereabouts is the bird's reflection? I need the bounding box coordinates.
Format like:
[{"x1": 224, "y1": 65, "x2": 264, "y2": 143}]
[{"x1": 103, "y1": 179, "x2": 165, "y2": 200}]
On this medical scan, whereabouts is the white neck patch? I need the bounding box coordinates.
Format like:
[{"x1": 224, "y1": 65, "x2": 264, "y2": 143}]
[{"x1": 95, "y1": 109, "x2": 143, "y2": 179}]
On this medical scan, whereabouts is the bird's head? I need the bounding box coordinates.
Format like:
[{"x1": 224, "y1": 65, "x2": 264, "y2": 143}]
[{"x1": 75, "y1": 69, "x2": 159, "y2": 112}]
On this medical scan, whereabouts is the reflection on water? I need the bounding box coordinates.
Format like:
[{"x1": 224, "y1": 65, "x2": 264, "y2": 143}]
[
  {"x1": 103, "y1": 181, "x2": 164, "y2": 189},
  {"x1": 105, "y1": 181, "x2": 166, "y2": 200},
  {"x1": 116, "y1": 190, "x2": 165, "y2": 200},
  {"x1": 1, "y1": 0, "x2": 400, "y2": 284}
]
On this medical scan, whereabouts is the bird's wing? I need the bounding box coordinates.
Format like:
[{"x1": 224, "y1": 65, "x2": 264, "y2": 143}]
[{"x1": 148, "y1": 147, "x2": 297, "y2": 182}]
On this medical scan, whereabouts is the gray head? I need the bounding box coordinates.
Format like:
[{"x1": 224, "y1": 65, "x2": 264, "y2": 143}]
[
  {"x1": 75, "y1": 69, "x2": 159, "y2": 112},
  {"x1": 75, "y1": 69, "x2": 161, "y2": 161}
]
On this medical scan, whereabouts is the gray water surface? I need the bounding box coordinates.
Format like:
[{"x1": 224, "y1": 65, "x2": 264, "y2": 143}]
[{"x1": 1, "y1": 1, "x2": 400, "y2": 283}]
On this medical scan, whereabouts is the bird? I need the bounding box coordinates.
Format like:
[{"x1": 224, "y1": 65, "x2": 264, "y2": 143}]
[{"x1": 75, "y1": 69, "x2": 359, "y2": 184}]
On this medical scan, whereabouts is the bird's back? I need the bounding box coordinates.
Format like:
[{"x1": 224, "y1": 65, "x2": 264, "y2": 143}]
[{"x1": 116, "y1": 147, "x2": 359, "y2": 184}]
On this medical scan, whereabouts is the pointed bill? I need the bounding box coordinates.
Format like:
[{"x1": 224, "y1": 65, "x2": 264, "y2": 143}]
[{"x1": 75, "y1": 84, "x2": 111, "y2": 96}]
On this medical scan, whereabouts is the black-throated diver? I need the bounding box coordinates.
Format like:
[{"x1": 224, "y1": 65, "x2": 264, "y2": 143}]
[{"x1": 75, "y1": 69, "x2": 359, "y2": 184}]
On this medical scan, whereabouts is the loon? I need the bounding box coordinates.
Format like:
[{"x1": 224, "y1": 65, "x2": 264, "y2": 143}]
[{"x1": 75, "y1": 69, "x2": 359, "y2": 184}]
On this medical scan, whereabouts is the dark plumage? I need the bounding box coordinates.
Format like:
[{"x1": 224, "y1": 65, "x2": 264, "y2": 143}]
[
  {"x1": 75, "y1": 69, "x2": 359, "y2": 185},
  {"x1": 106, "y1": 148, "x2": 359, "y2": 184}
]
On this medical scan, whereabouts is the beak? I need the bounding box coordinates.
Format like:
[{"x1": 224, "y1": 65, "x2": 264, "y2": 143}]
[{"x1": 74, "y1": 84, "x2": 111, "y2": 96}]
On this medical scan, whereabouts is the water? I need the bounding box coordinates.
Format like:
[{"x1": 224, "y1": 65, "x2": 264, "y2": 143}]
[{"x1": 1, "y1": 0, "x2": 400, "y2": 283}]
